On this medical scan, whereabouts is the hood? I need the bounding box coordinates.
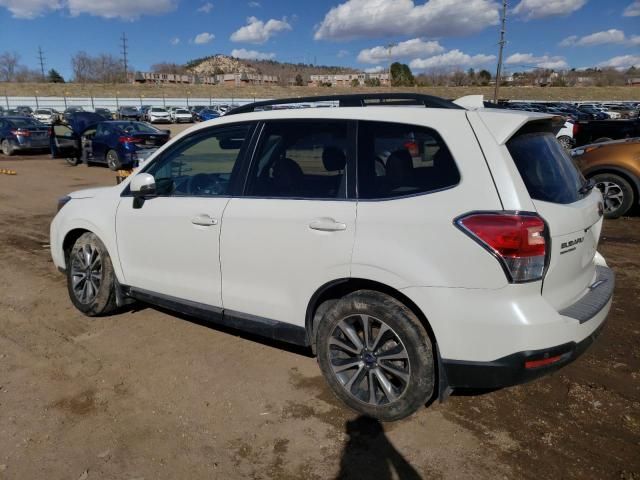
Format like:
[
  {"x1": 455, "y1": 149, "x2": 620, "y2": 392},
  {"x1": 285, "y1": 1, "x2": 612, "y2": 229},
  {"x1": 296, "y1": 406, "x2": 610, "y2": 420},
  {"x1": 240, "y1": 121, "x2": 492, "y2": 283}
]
[
  {"x1": 69, "y1": 186, "x2": 113, "y2": 199},
  {"x1": 68, "y1": 112, "x2": 105, "y2": 135}
]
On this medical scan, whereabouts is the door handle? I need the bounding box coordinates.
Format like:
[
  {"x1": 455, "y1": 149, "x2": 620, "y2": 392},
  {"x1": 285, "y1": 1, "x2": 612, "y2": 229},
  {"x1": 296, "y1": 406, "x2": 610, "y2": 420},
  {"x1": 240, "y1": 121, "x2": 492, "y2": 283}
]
[
  {"x1": 309, "y1": 218, "x2": 347, "y2": 232},
  {"x1": 191, "y1": 214, "x2": 218, "y2": 226}
]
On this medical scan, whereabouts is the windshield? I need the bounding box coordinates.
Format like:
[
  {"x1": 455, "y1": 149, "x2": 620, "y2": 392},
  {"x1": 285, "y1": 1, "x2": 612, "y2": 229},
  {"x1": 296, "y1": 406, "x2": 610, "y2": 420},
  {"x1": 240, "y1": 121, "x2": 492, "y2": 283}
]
[
  {"x1": 176, "y1": 109, "x2": 189, "y2": 114},
  {"x1": 112, "y1": 122, "x2": 160, "y2": 134},
  {"x1": 35, "y1": 109, "x2": 51, "y2": 114},
  {"x1": 151, "y1": 108, "x2": 166, "y2": 112}
]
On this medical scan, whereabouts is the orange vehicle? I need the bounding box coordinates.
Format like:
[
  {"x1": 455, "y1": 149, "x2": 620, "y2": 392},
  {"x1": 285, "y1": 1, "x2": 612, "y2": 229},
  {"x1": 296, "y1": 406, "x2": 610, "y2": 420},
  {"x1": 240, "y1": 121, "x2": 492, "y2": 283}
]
[{"x1": 571, "y1": 138, "x2": 640, "y2": 218}]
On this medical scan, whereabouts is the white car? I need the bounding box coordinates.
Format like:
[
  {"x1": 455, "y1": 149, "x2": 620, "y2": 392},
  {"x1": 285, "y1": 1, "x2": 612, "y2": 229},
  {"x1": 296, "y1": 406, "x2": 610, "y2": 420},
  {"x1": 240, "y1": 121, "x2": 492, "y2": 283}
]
[
  {"x1": 556, "y1": 120, "x2": 575, "y2": 149},
  {"x1": 50, "y1": 94, "x2": 613, "y2": 421},
  {"x1": 147, "y1": 107, "x2": 171, "y2": 124},
  {"x1": 171, "y1": 108, "x2": 193, "y2": 123},
  {"x1": 33, "y1": 108, "x2": 59, "y2": 124}
]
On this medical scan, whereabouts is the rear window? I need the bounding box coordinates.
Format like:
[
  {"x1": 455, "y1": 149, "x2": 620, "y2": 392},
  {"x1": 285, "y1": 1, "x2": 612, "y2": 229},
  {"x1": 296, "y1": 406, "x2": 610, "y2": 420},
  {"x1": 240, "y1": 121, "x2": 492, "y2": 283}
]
[
  {"x1": 8, "y1": 118, "x2": 40, "y2": 128},
  {"x1": 507, "y1": 132, "x2": 585, "y2": 204}
]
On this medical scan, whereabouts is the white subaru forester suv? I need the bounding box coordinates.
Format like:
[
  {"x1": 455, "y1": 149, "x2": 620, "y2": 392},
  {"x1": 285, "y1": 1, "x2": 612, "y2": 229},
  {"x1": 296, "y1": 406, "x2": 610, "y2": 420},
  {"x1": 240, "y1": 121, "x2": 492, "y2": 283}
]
[{"x1": 50, "y1": 94, "x2": 614, "y2": 421}]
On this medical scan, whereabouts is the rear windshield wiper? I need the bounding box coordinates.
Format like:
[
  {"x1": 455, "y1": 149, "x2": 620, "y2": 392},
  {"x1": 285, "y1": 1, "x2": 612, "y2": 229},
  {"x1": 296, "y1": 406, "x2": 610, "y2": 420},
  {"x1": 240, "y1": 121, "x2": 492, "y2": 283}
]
[{"x1": 579, "y1": 178, "x2": 596, "y2": 195}]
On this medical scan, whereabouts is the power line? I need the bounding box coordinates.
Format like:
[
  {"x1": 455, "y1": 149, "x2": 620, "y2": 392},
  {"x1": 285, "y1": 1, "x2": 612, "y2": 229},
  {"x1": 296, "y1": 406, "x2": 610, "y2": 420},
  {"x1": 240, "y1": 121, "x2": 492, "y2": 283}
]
[
  {"x1": 120, "y1": 32, "x2": 129, "y2": 83},
  {"x1": 493, "y1": 0, "x2": 507, "y2": 103},
  {"x1": 37, "y1": 46, "x2": 46, "y2": 81}
]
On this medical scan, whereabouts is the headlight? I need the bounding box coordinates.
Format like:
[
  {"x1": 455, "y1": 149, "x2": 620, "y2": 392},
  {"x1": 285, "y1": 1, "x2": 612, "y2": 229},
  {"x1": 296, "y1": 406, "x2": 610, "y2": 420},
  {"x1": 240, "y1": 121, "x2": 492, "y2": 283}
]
[{"x1": 57, "y1": 195, "x2": 72, "y2": 212}]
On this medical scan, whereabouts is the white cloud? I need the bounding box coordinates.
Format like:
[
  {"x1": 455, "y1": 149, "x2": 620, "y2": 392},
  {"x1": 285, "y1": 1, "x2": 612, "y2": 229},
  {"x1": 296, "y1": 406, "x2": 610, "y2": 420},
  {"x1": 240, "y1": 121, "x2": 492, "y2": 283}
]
[
  {"x1": 337, "y1": 49, "x2": 350, "y2": 58},
  {"x1": 0, "y1": 0, "x2": 62, "y2": 18},
  {"x1": 357, "y1": 38, "x2": 444, "y2": 64},
  {"x1": 170, "y1": 37, "x2": 180, "y2": 45},
  {"x1": 67, "y1": 0, "x2": 177, "y2": 19},
  {"x1": 248, "y1": 1, "x2": 260, "y2": 6},
  {"x1": 230, "y1": 16, "x2": 291, "y2": 44},
  {"x1": 505, "y1": 52, "x2": 568, "y2": 69},
  {"x1": 314, "y1": 0, "x2": 499, "y2": 41},
  {"x1": 197, "y1": 2, "x2": 213, "y2": 13},
  {"x1": 512, "y1": 0, "x2": 586, "y2": 19},
  {"x1": 597, "y1": 54, "x2": 640, "y2": 70},
  {"x1": 365, "y1": 66, "x2": 385, "y2": 73},
  {"x1": 623, "y1": 0, "x2": 640, "y2": 16},
  {"x1": 230, "y1": 48, "x2": 275, "y2": 60},
  {"x1": 630, "y1": 35, "x2": 640, "y2": 46},
  {"x1": 409, "y1": 49, "x2": 495, "y2": 70},
  {"x1": 560, "y1": 29, "x2": 640, "y2": 47},
  {"x1": 194, "y1": 32, "x2": 215, "y2": 44}
]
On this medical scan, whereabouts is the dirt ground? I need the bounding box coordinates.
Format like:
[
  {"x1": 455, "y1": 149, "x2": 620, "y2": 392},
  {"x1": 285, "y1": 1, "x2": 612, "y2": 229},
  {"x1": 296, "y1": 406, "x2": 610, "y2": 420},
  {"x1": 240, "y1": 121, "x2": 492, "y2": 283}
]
[{"x1": 0, "y1": 136, "x2": 639, "y2": 479}]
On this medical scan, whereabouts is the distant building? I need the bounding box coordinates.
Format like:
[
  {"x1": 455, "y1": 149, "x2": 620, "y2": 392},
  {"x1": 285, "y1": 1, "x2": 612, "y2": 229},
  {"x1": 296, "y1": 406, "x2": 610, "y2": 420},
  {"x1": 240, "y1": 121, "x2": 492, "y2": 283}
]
[
  {"x1": 128, "y1": 71, "x2": 279, "y2": 86},
  {"x1": 628, "y1": 77, "x2": 640, "y2": 86},
  {"x1": 309, "y1": 72, "x2": 391, "y2": 87}
]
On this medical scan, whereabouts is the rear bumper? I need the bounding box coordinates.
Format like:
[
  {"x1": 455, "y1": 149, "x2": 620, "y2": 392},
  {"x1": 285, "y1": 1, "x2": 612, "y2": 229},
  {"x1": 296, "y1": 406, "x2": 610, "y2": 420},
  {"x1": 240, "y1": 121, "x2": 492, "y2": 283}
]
[
  {"x1": 11, "y1": 138, "x2": 50, "y2": 151},
  {"x1": 441, "y1": 317, "x2": 607, "y2": 389}
]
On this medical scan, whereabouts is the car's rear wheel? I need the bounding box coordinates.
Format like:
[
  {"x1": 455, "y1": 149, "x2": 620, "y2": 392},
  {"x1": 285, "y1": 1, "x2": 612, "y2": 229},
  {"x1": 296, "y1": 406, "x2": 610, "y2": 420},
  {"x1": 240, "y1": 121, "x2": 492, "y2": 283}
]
[
  {"x1": 106, "y1": 149, "x2": 122, "y2": 171},
  {"x1": 67, "y1": 232, "x2": 117, "y2": 316},
  {"x1": 557, "y1": 135, "x2": 573, "y2": 149},
  {"x1": 593, "y1": 173, "x2": 635, "y2": 219},
  {"x1": 316, "y1": 290, "x2": 434, "y2": 421},
  {"x1": 1, "y1": 139, "x2": 15, "y2": 156}
]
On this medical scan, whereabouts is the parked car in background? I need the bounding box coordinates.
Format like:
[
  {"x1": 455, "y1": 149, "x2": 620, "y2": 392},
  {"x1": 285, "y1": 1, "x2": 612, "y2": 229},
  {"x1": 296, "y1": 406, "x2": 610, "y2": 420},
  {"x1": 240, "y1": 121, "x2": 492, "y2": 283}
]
[
  {"x1": 171, "y1": 108, "x2": 193, "y2": 123},
  {"x1": 190, "y1": 105, "x2": 208, "y2": 120},
  {"x1": 571, "y1": 138, "x2": 640, "y2": 218},
  {"x1": 63, "y1": 106, "x2": 85, "y2": 123},
  {"x1": 0, "y1": 106, "x2": 5, "y2": 116},
  {"x1": 15, "y1": 106, "x2": 34, "y2": 116},
  {"x1": 51, "y1": 112, "x2": 170, "y2": 170},
  {"x1": 0, "y1": 116, "x2": 50, "y2": 155},
  {"x1": 578, "y1": 106, "x2": 609, "y2": 120},
  {"x1": 147, "y1": 107, "x2": 171, "y2": 124},
  {"x1": 556, "y1": 120, "x2": 576, "y2": 149},
  {"x1": 574, "y1": 118, "x2": 640, "y2": 146},
  {"x1": 33, "y1": 108, "x2": 59, "y2": 124},
  {"x1": 195, "y1": 109, "x2": 220, "y2": 121},
  {"x1": 140, "y1": 106, "x2": 152, "y2": 121},
  {"x1": 94, "y1": 108, "x2": 114, "y2": 120},
  {"x1": 49, "y1": 93, "x2": 613, "y2": 421},
  {"x1": 117, "y1": 106, "x2": 142, "y2": 121}
]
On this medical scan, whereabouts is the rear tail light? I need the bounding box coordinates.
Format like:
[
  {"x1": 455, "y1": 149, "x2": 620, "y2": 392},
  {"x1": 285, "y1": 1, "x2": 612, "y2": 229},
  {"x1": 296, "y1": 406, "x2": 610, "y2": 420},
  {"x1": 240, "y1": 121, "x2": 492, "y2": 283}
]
[
  {"x1": 572, "y1": 122, "x2": 579, "y2": 137},
  {"x1": 119, "y1": 136, "x2": 143, "y2": 144},
  {"x1": 10, "y1": 129, "x2": 30, "y2": 137},
  {"x1": 456, "y1": 212, "x2": 547, "y2": 283}
]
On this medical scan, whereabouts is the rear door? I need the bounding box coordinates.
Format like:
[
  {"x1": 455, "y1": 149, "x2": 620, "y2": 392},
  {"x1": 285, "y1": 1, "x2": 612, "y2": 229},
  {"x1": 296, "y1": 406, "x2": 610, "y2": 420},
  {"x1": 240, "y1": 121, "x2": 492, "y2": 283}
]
[
  {"x1": 506, "y1": 130, "x2": 604, "y2": 310},
  {"x1": 219, "y1": 120, "x2": 356, "y2": 328}
]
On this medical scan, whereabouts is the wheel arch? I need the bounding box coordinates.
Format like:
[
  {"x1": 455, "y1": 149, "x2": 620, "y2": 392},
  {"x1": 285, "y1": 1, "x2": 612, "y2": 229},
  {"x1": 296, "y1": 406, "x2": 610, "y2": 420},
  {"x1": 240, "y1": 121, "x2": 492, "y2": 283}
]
[{"x1": 305, "y1": 278, "x2": 438, "y2": 355}]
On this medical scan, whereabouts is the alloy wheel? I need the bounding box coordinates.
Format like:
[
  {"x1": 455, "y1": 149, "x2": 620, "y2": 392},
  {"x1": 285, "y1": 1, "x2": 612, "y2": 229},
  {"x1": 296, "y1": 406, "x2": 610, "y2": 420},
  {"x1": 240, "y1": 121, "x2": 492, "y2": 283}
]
[
  {"x1": 328, "y1": 314, "x2": 410, "y2": 406},
  {"x1": 596, "y1": 180, "x2": 624, "y2": 214},
  {"x1": 70, "y1": 243, "x2": 102, "y2": 304}
]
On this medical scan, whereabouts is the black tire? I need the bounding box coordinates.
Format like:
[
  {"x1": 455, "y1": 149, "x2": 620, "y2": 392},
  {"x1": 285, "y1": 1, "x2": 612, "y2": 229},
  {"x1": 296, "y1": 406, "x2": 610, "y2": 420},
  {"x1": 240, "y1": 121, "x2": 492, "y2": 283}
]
[
  {"x1": 316, "y1": 290, "x2": 434, "y2": 421},
  {"x1": 67, "y1": 232, "x2": 117, "y2": 316},
  {"x1": 106, "y1": 149, "x2": 121, "y2": 171},
  {"x1": 594, "y1": 137, "x2": 613, "y2": 143},
  {"x1": 592, "y1": 173, "x2": 635, "y2": 219},
  {"x1": 557, "y1": 135, "x2": 573, "y2": 149},
  {"x1": 1, "y1": 139, "x2": 15, "y2": 156}
]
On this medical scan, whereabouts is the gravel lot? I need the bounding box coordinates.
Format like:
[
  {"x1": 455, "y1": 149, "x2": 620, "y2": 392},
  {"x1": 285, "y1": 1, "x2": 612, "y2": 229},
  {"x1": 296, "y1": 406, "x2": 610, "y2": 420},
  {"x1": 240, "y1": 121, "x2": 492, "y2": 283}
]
[{"x1": 0, "y1": 129, "x2": 638, "y2": 479}]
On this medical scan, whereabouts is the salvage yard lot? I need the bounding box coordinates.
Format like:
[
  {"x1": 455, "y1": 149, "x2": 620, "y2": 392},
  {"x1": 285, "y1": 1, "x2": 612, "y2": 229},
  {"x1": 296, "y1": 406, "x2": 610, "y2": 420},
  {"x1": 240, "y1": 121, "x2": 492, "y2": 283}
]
[{"x1": 0, "y1": 146, "x2": 639, "y2": 479}]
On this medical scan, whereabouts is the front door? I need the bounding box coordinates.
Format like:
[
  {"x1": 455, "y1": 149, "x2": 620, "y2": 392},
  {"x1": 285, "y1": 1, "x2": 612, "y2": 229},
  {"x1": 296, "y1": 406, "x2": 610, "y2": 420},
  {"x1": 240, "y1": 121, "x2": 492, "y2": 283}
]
[
  {"x1": 220, "y1": 120, "x2": 357, "y2": 327},
  {"x1": 115, "y1": 123, "x2": 255, "y2": 307}
]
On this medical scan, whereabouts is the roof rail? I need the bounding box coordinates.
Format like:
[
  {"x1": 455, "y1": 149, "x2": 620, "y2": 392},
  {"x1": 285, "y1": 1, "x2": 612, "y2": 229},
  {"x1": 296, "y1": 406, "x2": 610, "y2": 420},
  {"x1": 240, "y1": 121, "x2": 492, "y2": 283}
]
[{"x1": 225, "y1": 92, "x2": 463, "y2": 116}]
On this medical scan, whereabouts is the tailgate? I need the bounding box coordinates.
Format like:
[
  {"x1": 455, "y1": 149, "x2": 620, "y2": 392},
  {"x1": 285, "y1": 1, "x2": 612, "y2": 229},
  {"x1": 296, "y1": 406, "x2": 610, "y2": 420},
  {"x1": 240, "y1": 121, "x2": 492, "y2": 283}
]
[{"x1": 506, "y1": 129, "x2": 605, "y2": 311}]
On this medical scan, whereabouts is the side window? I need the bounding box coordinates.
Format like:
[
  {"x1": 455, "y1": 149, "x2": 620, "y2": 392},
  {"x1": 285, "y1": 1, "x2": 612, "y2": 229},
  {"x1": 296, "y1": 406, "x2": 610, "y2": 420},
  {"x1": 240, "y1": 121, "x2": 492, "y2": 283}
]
[
  {"x1": 357, "y1": 121, "x2": 460, "y2": 199},
  {"x1": 245, "y1": 121, "x2": 349, "y2": 199},
  {"x1": 146, "y1": 124, "x2": 252, "y2": 196}
]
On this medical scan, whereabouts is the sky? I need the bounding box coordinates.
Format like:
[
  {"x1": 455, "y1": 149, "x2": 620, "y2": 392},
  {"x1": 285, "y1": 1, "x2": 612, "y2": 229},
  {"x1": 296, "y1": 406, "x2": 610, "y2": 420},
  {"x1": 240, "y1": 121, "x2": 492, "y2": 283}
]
[{"x1": 0, "y1": 0, "x2": 638, "y2": 80}]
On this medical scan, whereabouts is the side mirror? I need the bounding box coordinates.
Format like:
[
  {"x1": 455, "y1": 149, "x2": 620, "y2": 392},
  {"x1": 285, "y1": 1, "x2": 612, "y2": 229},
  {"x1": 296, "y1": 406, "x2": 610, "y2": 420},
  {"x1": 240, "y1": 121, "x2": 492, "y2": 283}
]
[{"x1": 130, "y1": 172, "x2": 156, "y2": 197}]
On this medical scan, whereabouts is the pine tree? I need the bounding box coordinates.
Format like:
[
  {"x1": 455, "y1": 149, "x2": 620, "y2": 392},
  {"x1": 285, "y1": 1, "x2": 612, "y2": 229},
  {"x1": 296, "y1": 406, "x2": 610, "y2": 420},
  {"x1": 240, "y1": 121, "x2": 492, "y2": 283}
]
[{"x1": 47, "y1": 68, "x2": 65, "y2": 83}]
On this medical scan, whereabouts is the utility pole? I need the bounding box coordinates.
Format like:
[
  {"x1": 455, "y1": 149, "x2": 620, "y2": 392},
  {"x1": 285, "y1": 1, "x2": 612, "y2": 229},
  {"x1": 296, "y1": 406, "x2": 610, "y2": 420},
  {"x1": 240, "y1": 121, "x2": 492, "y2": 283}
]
[
  {"x1": 120, "y1": 32, "x2": 129, "y2": 83},
  {"x1": 493, "y1": 0, "x2": 507, "y2": 103},
  {"x1": 387, "y1": 43, "x2": 396, "y2": 86},
  {"x1": 37, "y1": 46, "x2": 46, "y2": 82}
]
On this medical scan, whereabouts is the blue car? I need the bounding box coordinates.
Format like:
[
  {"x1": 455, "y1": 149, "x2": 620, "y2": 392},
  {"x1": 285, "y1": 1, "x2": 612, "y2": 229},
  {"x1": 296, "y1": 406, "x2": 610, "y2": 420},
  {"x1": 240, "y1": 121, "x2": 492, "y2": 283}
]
[
  {"x1": 50, "y1": 112, "x2": 170, "y2": 170},
  {"x1": 196, "y1": 109, "x2": 221, "y2": 121},
  {"x1": 0, "y1": 116, "x2": 50, "y2": 156}
]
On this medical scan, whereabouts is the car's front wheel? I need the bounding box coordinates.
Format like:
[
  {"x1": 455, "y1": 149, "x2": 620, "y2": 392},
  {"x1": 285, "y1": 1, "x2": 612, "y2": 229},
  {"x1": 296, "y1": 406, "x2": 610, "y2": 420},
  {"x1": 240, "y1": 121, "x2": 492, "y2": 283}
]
[
  {"x1": 106, "y1": 149, "x2": 122, "y2": 171},
  {"x1": 316, "y1": 290, "x2": 435, "y2": 421},
  {"x1": 593, "y1": 173, "x2": 635, "y2": 219},
  {"x1": 557, "y1": 135, "x2": 573, "y2": 149},
  {"x1": 67, "y1": 232, "x2": 117, "y2": 316}
]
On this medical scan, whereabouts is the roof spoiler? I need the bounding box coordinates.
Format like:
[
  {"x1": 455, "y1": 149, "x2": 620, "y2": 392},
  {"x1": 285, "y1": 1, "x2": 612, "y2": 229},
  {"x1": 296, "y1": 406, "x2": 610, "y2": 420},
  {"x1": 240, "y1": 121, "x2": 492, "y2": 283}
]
[{"x1": 453, "y1": 95, "x2": 485, "y2": 110}]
